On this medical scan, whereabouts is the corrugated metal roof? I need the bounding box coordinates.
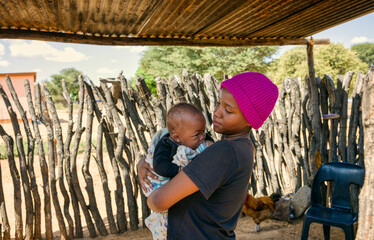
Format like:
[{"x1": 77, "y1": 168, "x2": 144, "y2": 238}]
[{"x1": 0, "y1": 0, "x2": 373, "y2": 46}]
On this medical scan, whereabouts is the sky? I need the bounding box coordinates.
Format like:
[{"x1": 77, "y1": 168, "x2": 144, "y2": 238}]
[{"x1": 0, "y1": 12, "x2": 373, "y2": 83}]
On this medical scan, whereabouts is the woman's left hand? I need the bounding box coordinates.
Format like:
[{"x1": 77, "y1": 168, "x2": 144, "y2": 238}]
[{"x1": 137, "y1": 156, "x2": 157, "y2": 192}]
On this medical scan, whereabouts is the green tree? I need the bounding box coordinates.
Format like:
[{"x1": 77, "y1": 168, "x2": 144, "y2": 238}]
[
  {"x1": 135, "y1": 65, "x2": 158, "y2": 95},
  {"x1": 351, "y1": 43, "x2": 374, "y2": 67},
  {"x1": 268, "y1": 43, "x2": 367, "y2": 85},
  {"x1": 267, "y1": 47, "x2": 308, "y2": 85},
  {"x1": 44, "y1": 68, "x2": 82, "y2": 103},
  {"x1": 137, "y1": 46, "x2": 278, "y2": 86}
]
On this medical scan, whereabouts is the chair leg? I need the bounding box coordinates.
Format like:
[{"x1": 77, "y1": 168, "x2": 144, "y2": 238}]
[
  {"x1": 323, "y1": 225, "x2": 330, "y2": 240},
  {"x1": 301, "y1": 219, "x2": 311, "y2": 240},
  {"x1": 343, "y1": 225, "x2": 355, "y2": 240}
]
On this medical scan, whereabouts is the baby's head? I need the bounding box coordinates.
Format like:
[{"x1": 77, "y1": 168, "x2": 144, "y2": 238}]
[
  {"x1": 220, "y1": 72, "x2": 279, "y2": 130},
  {"x1": 167, "y1": 102, "x2": 206, "y2": 149}
]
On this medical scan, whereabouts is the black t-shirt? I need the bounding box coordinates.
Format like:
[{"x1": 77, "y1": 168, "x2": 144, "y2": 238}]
[{"x1": 167, "y1": 138, "x2": 254, "y2": 239}]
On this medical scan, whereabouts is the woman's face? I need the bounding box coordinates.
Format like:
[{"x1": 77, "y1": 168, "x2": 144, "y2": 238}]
[{"x1": 212, "y1": 87, "x2": 250, "y2": 135}]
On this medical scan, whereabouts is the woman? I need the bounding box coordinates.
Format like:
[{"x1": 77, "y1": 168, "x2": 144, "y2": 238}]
[{"x1": 138, "y1": 72, "x2": 279, "y2": 239}]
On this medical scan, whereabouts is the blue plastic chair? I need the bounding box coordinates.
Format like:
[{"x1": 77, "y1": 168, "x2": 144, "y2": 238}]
[{"x1": 301, "y1": 162, "x2": 365, "y2": 240}]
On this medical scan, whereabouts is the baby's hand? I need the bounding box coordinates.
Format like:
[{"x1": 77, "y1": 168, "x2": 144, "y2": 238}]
[{"x1": 205, "y1": 140, "x2": 214, "y2": 147}]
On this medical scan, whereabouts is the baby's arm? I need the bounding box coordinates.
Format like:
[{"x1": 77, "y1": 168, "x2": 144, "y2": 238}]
[{"x1": 153, "y1": 141, "x2": 179, "y2": 178}]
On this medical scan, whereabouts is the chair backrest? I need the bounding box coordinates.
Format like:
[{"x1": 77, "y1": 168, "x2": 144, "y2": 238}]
[{"x1": 311, "y1": 162, "x2": 365, "y2": 211}]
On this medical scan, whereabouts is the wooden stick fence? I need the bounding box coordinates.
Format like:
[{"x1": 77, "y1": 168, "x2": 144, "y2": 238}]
[{"x1": 0, "y1": 67, "x2": 370, "y2": 239}]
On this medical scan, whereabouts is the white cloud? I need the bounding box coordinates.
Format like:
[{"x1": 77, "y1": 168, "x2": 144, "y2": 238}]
[
  {"x1": 113, "y1": 46, "x2": 147, "y2": 52},
  {"x1": 0, "y1": 59, "x2": 10, "y2": 67},
  {"x1": 0, "y1": 44, "x2": 7, "y2": 66},
  {"x1": 97, "y1": 67, "x2": 118, "y2": 74},
  {"x1": 45, "y1": 47, "x2": 85, "y2": 62},
  {"x1": 9, "y1": 40, "x2": 86, "y2": 62},
  {"x1": 351, "y1": 36, "x2": 370, "y2": 44},
  {"x1": 33, "y1": 68, "x2": 42, "y2": 73},
  {"x1": 0, "y1": 43, "x2": 4, "y2": 55}
]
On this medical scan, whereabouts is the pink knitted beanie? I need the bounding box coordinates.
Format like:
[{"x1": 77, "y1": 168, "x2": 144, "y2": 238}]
[{"x1": 220, "y1": 72, "x2": 279, "y2": 129}]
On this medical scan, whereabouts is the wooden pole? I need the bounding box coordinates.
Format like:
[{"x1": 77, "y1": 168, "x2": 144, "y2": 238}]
[
  {"x1": 61, "y1": 79, "x2": 82, "y2": 238},
  {"x1": 306, "y1": 38, "x2": 321, "y2": 175},
  {"x1": 0, "y1": 157, "x2": 10, "y2": 240},
  {"x1": 42, "y1": 83, "x2": 79, "y2": 239},
  {"x1": 357, "y1": 68, "x2": 374, "y2": 239},
  {"x1": 338, "y1": 72, "x2": 354, "y2": 162},
  {"x1": 25, "y1": 80, "x2": 53, "y2": 240},
  {"x1": 322, "y1": 113, "x2": 340, "y2": 207},
  {"x1": 6, "y1": 76, "x2": 41, "y2": 240},
  {"x1": 56, "y1": 78, "x2": 97, "y2": 238},
  {"x1": 0, "y1": 83, "x2": 34, "y2": 240},
  {"x1": 0, "y1": 29, "x2": 330, "y2": 47},
  {"x1": 85, "y1": 82, "x2": 118, "y2": 234},
  {"x1": 35, "y1": 84, "x2": 68, "y2": 240},
  {"x1": 83, "y1": 90, "x2": 108, "y2": 236},
  {"x1": 102, "y1": 81, "x2": 139, "y2": 231},
  {"x1": 347, "y1": 72, "x2": 364, "y2": 164},
  {"x1": 88, "y1": 79, "x2": 128, "y2": 233},
  {"x1": 0, "y1": 126, "x2": 17, "y2": 240},
  {"x1": 278, "y1": 78, "x2": 297, "y2": 192}
]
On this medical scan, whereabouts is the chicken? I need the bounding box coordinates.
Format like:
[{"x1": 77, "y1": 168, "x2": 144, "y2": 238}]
[{"x1": 242, "y1": 192, "x2": 281, "y2": 233}]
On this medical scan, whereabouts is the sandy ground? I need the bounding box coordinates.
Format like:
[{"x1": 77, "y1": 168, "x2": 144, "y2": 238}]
[
  {"x1": 76, "y1": 217, "x2": 348, "y2": 240},
  {"x1": 0, "y1": 108, "x2": 347, "y2": 239}
]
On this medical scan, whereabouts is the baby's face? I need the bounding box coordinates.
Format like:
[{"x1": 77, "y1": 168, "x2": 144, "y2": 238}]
[{"x1": 175, "y1": 115, "x2": 206, "y2": 150}]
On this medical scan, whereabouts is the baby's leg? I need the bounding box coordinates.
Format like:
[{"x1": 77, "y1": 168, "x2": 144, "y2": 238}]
[
  {"x1": 145, "y1": 211, "x2": 168, "y2": 240},
  {"x1": 142, "y1": 173, "x2": 169, "y2": 197}
]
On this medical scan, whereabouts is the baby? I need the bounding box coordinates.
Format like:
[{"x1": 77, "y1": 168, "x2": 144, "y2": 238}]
[{"x1": 142, "y1": 102, "x2": 213, "y2": 240}]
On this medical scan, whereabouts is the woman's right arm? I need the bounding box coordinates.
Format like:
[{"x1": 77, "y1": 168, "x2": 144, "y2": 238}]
[{"x1": 147, "y1": 170, "x2": 199, "y2": 212}]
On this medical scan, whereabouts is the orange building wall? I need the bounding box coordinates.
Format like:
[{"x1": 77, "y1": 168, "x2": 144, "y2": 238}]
[{"x1": 0, "y1": 72, "x2": 36, "y2": 122}]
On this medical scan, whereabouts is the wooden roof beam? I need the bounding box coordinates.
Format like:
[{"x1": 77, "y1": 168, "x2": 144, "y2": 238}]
[{"x1": 0, "y1": 29, "x2": 330, "y2": 47}]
